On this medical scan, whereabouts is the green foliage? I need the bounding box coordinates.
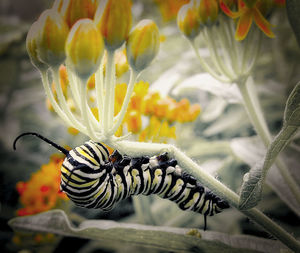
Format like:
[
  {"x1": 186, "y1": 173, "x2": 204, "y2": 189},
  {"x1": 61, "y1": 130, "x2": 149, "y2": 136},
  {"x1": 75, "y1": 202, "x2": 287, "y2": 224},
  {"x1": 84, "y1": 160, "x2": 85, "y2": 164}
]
[
  {"x1": 8, "y1": 210, "x2": 287, "y2": 253},
  {"x1": 239, "y1": 82, "x2": 300, "y2": 210}
]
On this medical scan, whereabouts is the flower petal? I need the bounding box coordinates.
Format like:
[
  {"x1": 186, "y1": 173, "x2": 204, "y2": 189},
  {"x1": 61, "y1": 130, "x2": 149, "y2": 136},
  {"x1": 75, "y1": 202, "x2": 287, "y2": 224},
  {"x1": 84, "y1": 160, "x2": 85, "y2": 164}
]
[
  {"x1": 235, "y1": 9, "x2": 253, "y2": 40},
  {"x1": 219, "y1": 0, "x2": 240, "y2": 18},
  {"x1": 253, "y1": 7, "x2": 275, "y2": 38}
]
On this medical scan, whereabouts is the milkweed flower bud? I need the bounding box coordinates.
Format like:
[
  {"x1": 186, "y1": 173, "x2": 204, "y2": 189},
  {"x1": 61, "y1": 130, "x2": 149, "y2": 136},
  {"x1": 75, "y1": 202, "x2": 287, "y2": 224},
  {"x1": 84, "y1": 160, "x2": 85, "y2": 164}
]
[
  {"x1": 53, "y1": 0, "x2": 99, "y2": 28},
  {"x1": 126, "y1": 19, "x2": 160, "y2": 72},
  {"x1": 94, "y1": 0, "x2": 132, "y2": 51},
  {"x1": 177, "y1": 3, "x2": 201, "y2": 40},
  {"x1": 65, "y1": 19, "x2": 104, "y2": 80},
  {"x1": 35, "y1": 9, "x2": 69, "y2": 67},
  {"x1": 198, "y1": 0, "x2": 219, "y2": 25},
  {"x1": 26, "y1": 22, "x2": 47, "y2": 71}
]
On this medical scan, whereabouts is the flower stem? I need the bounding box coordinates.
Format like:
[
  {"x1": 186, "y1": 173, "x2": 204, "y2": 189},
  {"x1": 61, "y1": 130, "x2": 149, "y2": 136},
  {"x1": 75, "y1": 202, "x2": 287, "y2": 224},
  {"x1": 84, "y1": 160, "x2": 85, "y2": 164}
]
[
  {"x1": 110, "y1": 69, "x2": 138, "y2": 135},
  {"x1": 78, "y1": 78, "x2": 99, "y2": 141},
  {"x1": 237, "y1": 77, "x2": 300, "y2": 205},
  {"x1": 95, "y1": 58, "x2": 105, "y2": 129},
  {"x1": 40, "y1": 70, "x2": 73, "y2": 127},
  {"x1": 189, "y1": 40, "x2": 230, "y2": 83},
  {"x1": 112, "y1": 140, "x2": 300, "y2": 252},
  {"x1": 103, "y1": 50, "x2": 115, "y2": 135},
  {"x1": 52, "y1": 67, "x2": 87, "y2": 133}
]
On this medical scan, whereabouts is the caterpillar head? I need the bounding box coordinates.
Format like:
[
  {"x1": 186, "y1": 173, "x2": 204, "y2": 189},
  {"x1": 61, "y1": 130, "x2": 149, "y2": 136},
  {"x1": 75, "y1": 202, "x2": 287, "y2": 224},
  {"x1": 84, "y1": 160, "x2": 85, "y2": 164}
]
[{"x1": 13, "y1": 133, "x2": 110, "y2": 193}]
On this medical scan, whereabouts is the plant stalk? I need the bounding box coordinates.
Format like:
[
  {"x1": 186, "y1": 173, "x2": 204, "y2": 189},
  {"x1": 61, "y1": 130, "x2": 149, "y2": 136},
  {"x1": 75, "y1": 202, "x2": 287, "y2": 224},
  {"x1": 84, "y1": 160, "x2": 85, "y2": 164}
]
[{"x1": 237, "y1": 77, "x2": 300, "y2": 205}]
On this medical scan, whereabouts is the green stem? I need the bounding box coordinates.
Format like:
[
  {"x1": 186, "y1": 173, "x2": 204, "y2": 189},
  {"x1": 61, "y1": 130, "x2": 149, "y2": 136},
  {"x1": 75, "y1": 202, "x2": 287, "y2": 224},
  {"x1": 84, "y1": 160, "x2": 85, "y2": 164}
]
[
  {"x1": 95, "y1": 58, "x2": 105, "y2": 129},
  {"x1": 237, "y1": 77, "x2": 300, "y2": 205},
  {"x1": 208, "y1": 26, "x2": 235, "y2": 80},
  {"x1": 40, "y1": 70, "x2": 73, "y2": 127},
  {"x1": 103, "y1": 50, "x2": 115, "y2": 134},
  {"x1": 79, "y1": 78, "x2": 99, "y2": 141},
  {"x1": 111, "y1": 140, "x2": 300, "y2": 252},
  {"x1": 110, "y1": 70, "x2": 138, "y2": 135},
  {"x1": 190, "y1": 40, "x2": 230, "y2": 83},
  {"x1": 52, "y1": 67, "x2": 87, "y2": 133}
]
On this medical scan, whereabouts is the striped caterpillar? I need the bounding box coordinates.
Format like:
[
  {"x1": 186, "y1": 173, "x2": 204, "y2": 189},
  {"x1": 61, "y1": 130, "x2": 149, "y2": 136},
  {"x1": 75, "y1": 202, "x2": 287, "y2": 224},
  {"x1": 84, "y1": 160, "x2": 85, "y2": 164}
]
[{"x1": 14, "y1": 132, "x2": 229, "y2": 229}]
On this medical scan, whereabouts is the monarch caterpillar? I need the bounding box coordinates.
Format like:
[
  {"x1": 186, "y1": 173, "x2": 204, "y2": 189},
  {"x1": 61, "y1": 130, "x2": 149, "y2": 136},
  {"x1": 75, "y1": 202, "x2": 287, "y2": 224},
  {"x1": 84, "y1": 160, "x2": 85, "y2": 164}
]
[{"x1": 13, "y1": 132, "x2": 229, "y2": 229}]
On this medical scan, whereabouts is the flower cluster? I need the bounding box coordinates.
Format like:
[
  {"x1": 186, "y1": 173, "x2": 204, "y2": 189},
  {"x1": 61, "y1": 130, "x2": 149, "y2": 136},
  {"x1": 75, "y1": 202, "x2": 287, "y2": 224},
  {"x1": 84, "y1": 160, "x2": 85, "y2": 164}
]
[
  {"x1": 16, "y1": 154, "x2": 68, "y2": 216},
  {"x1": 113, "y1": 81, "x2": 201, "y2": 142},
  {"x1": 46, "y1": 67, "x2": 201, "y2": 142},
  {"x1": 27, "y1": 0, "x2": 164, "y2": 143},
  {"x1": 177, "y1": 0, "x2": 286, "y2": 41}
]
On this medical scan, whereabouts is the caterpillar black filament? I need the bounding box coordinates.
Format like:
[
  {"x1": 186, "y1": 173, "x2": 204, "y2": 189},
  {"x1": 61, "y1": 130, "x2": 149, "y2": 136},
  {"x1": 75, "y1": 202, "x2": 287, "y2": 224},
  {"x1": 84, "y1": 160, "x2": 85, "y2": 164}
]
[{"x1": 13, "y1": 132, "x2": 229, "y2": 229}]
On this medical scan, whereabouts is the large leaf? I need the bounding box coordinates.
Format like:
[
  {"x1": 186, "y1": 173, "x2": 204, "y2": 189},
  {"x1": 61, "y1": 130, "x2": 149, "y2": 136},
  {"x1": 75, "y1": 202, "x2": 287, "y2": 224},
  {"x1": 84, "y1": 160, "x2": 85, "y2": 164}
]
[
  {"x1": 8, "y1": 210, "x2": 287, "y2": 253},
  {"x1": 171, "y1": 73, "x2": 242, "y2": 104},
  {"x1": 238, "y1": 82, "x2": 300, "y2": 210},
  {"x1": 230, "y1": 137, "x2": 300, "y2": 216}
]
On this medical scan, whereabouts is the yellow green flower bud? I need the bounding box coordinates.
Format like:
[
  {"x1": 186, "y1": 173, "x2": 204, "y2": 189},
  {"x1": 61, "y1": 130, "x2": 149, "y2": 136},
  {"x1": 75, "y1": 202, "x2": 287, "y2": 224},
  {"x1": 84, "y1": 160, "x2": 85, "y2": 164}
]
[
  {"x1": 177, "y1": 3, "x2": 202, "y2": 40},
  {"x1": 35, "y1": 9, "x2": 69, "y2": 67},
  {"x1": 94, "y1": 0, "x2": 132, "y2": 51},
  {"x1": 26, "y1": 21, "x2": 47, "y2": 71},
  {"x1": 126, "y1": 19, "x2": 160, "y2": 72},
  {"x1": 65, "y1": 18, "x2": 104, "y2": 80},
  {"x1": 198, "y1": 0, "x2": 219, "y2": 25},
  {"x1": 53, "y1": 0, "x2": 99, "y2": 28}
]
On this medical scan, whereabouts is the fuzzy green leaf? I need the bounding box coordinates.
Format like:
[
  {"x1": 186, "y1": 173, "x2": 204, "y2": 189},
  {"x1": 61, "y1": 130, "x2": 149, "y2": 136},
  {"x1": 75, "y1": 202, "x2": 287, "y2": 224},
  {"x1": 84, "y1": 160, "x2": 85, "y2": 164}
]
[
  {"x1": 284, "y1": 82, "x2": 300, "y2": 126},
  {"x1": 238, "y1": 83, "x2": 300, "y2": 210},
  {"x1": 286, "y1": 0, "x2": 300, "y2": 47},
  {"x1": 8, "y1": 210, "x2": 286, "y2": 253},
  {"x1": 239, "y1": 160, "x2": 264, "y2": 210}
]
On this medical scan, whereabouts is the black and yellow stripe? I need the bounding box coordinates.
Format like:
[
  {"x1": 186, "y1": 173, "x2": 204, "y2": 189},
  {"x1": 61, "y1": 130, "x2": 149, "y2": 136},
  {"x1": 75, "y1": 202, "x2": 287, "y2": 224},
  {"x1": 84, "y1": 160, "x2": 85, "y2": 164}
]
[
  {"x1": 13, "y1": 132, "x2": 229, "y2": 229},
  {"x1": 60, "y1": 141, "x2": 229, "y2": 217}
]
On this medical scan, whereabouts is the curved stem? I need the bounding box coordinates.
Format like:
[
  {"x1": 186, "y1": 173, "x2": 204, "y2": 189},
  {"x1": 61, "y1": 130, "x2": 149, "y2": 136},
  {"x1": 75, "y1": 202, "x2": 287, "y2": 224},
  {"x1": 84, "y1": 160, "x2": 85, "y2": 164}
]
[
  {"x1": 237, "y1": 77, "x2": 300, "y2": 205},
  {"x1": 207, "y1": 26, "x2": 235, "y2": 80},
  {"x1": 40, "y1": 70, "x2": 73, "y2": 127},
  {"x1": 189, "y1": 40, "x2": 230, "y2": 83},
  {"x1": 202, "y1": 30, "x2": 225, "y2": 76},
  {"x1": 110, "y1": 70, "x2": 138, "y2": 135},
  {"x1": 52, "y1": 67, "x2": 87, "y2": 133},
  {"x1": 111, "y1": 139, "x2": 300, "y2": 252},
  {"x1": 219, "y1": 17, "x2": 239, "y2": 75},
  {"x1": 78, "y1": 78, "x2": 99, "y2": 141},
  {"x1": 66, "y1": 67, "x2": 101, "y2": 131}
]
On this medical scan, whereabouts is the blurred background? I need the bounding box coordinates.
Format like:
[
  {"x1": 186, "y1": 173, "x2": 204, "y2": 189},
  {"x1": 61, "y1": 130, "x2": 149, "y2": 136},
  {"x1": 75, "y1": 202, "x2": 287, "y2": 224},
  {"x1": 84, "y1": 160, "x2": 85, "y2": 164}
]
[{"x1": 1, "y1": 0, "x2": 300, "y2": 252}]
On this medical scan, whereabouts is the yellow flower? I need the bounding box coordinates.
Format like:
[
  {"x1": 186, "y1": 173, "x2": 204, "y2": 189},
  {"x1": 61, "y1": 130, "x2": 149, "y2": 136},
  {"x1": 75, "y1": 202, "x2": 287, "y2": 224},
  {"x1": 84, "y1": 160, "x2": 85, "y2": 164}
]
[
  {"x1": 95, "y1": 0, "x2": 132, "y2": 50},
  {"x1": 65, "y1": 18, "x2": 104, "y2": 80},
  {"x1": 197, "y1": 0, "x2": 219, "y2": 25},
  {"x1": 126, "y1": 19, "x2": 160, "y2": 72},
  {"x1": 35, "y1": 9, "x2": 69, "y2": 67},
  {"x1": 26, "y1": 21, "x2": 47, "y2": 71},
  {"x1": 54, "y1": 0, "x2": 99, "y2": 29},
  {"x1": 126, "y1": 110, "x2": 142, "y2": 133},
  {"x1": 177, "y1": 3, "x2": 202, "y2": 40}
]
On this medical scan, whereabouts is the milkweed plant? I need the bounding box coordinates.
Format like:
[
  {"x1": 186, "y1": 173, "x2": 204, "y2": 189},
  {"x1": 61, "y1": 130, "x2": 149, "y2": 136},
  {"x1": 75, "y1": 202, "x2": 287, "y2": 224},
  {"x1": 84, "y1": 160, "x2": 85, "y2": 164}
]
[{"x1": 3, "y1": 0, "x2": 300, "y2": 252}]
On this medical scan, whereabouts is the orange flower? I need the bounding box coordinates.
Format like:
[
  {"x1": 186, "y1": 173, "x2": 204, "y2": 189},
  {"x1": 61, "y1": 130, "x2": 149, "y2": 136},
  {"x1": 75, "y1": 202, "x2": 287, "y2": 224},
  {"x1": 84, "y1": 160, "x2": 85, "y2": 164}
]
[
  {"x1": 220, "y1": 0, "x2": 275, "y2": 40},
  {"x1": 16, "y1": 154, "x2": 68, "y2": 216}
]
